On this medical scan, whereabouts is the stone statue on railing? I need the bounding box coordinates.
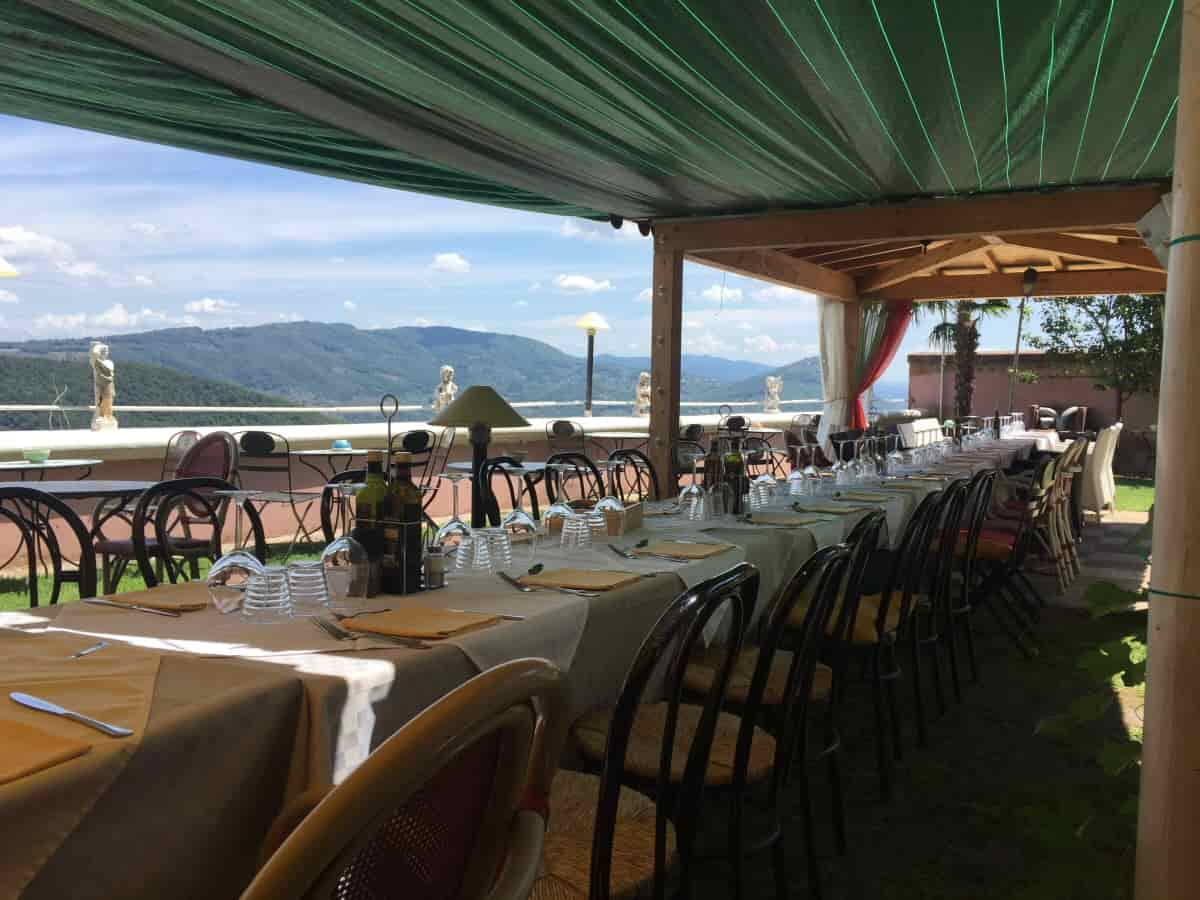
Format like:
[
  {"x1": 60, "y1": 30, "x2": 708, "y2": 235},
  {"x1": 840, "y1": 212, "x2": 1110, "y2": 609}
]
[
  {"x1": 763, "y1": 374, "x2": 783, "y2": 413},
  {"x1": 635, "y1": 371, "x2": 652, "y2": 416},
  {"x1": 90, "y1": 341, "x2": 118, "y2": 431},
  {"x1": 432, "y1": 364, "x2": 458, "y2": 413}
]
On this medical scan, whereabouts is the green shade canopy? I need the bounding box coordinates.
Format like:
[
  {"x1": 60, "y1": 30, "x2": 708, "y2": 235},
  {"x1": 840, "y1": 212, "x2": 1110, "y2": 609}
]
[{"x1": 0, "y1": 1, "x2": 1180, "y2": 220}]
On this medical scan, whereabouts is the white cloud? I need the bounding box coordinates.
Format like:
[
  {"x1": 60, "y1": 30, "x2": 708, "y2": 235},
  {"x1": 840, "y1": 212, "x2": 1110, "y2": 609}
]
[
  {"x1": 32, "y1": 303, "x2": 165, "y2": 333},
  {"x1": 277, "y1": 312, "x2": 302, "y2": 322},
  {"x1": 754, "y1": 285, "x2": 817, "y2": 304},
  {"x1": 0, "y1": 289, "x2": 17, "y2": 304},
  {"x1": 700, "y1": 283, "x2": 743, "y2": 303},
  {"x1": 0, "y1": 225, "x2": 73, "y2": 261},
  {"x1": 683, "y1": 330, "x2": 731, "y2": 355},
  {"x1": 343, "y1": 300, "x2": 357, "y2": 312},
  {"x1": 431, "y1": 252, "x2": 471, "y2": 273},
  {"x1": 33, "y1": 311, "x2": 87, "y2": 330},
  {"x1": 737, "y1": 322, "x2": 754, "y2": 331},
  {"x1": 128, "y1": 222, "x2": 159, "y2": 237},
  {"x1": 55, "y1": 260, "x2": 105, "y2": 278},
  {"x1": 185, "y1": 297, "x2": 240, "y2": 314},
  {"x1": 514, "y1": 299, "x2": 528, "y2": 308},
  {"x1": 530, "y1": 281, "x2": 542, "y2": 291},
  {"x1": 554, "y1": 274, "x2": 612, "y2": 293},
  {"x1": 635, "y1": 287, "x2": 652, "y2": 303},
  {"x1": 132, "y1": 274, "x2": 155, "y2": 287},
  {"x1": 94, "y1": 303, "x2": 165, "y2": 329},
  {"x1": 743, "y1": 334, "x2": 780, "y2": 354}
]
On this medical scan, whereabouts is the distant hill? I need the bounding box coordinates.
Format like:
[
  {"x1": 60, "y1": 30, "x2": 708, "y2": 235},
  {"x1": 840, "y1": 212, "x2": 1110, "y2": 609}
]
[
  {"x1": 723, "y1": 357, "x2": 824, "y2": 402},
  {"x1": 597, "y1": 353, "x2": 773, "y2": 383},
  {"x1": 0, "y1": 353, "x2": 329, "y2": 430},
  {"x1": 0, "y1": 323, "x2": 729, "y2": 408}
]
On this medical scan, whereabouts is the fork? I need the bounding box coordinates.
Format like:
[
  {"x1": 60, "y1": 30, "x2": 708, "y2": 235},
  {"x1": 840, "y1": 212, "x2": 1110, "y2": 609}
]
[
  {"x1": 311, "y1": 617, "x2": 429, "y2": 649},
  {"x1": 498, "y1": 571, "x2": 598, "y2": 598}
]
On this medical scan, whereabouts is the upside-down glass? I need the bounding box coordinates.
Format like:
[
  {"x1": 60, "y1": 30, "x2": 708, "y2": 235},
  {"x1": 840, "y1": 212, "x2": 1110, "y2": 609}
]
[
  {"x1": 320, "y1": 535, "x2": 369, "y2": 608},
  {"x1": 434, "y1": 472, "x2": 472, "y2": 566},
  {"x1": 677, "y1": 450, "x2": 705, "y2": 513},
  {"x1": 542, "y1": 464, "x2": 577, "y2": 536},
  {"x1": 242, "y1": 565, "x2": 293, "y2": 623},
  {"x1": 286, "y1": 560, "x2": 330, "y2": 616},
  {"x1": 559, "y1": 512, "x2": 593, "y2": 550},
  {"x1": 501, "y1": 470, "x2": 538, "y2": 565},
  {"x1": 206, "y1": 550, "x2": 266, "y2": 614}
]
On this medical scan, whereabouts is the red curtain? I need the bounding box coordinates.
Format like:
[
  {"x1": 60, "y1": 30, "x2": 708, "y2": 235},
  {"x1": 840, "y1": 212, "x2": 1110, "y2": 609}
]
[{"x1": 850, "y1": 301, "x2": 913, "y2": 428}]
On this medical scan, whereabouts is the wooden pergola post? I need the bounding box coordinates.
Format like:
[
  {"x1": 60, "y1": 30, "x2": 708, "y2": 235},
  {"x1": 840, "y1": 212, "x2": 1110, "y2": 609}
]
[
  {"x1": 648, "y1": 239, "x2": 684, "y2": 491},
  {"x1": 1136, "y1": 2, "x2": 1200, "y2": 897}
]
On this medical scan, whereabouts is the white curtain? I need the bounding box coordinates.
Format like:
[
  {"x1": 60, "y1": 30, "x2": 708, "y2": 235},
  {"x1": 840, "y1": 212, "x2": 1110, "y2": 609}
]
[{"x1": 816, "y1": 297, "x2": 851, "y2": 457}]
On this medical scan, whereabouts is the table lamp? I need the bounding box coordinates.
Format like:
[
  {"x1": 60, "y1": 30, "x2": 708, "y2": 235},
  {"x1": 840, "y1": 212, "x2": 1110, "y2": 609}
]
[{"x1": 430, "y1": 386, "x2": 530, "y2": 527}]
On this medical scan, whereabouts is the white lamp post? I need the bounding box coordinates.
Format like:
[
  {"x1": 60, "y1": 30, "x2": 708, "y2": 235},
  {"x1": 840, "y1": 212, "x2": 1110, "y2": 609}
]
[{"x1": 575, "y1": 312, "x2": 611, "y2": 417}]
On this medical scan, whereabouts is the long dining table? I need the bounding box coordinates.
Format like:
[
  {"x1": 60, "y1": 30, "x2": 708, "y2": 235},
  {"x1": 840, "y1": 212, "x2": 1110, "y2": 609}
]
[{"x1": 0, "y1": 437, "x2": 1036, "y2": 899}]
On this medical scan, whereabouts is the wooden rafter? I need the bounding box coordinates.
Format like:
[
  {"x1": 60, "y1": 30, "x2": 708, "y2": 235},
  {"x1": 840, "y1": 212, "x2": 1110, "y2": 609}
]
[
  {"x1": 1002, "y1": 231, "x2": 1165, "y2": 272},
  {"x1": 792, "y1": 239, "x2": 923, "y2": 266},
  {"x1": 858, "y1": 237, "x2": 989, "y2": 293},
  {"x1": 653, "y1": 183, "x2": 1167, "y2": 252},
  {"x1": 980, "y1": 249, "x2": 1000, "y2": 273},
  {"x1": 687, "y1": 249, "x2": 857, "y2": 301},
  {"x1": 871, "y1": 268, "x2": 1166, "y2": 301}
]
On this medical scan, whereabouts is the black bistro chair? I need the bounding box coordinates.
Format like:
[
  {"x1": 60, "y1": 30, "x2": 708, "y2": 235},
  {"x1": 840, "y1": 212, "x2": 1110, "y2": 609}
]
[
  {"x1": 606, "y1": 448, "x2": 661, "y2": 502},
  {"x1": 0, "y1": 486, "x2": 97, "y2": 605}
]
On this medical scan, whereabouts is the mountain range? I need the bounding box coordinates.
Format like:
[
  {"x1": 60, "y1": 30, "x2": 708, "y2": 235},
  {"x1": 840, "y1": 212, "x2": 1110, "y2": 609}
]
[{"x1": 1, "y1": 323, "x2": 822, "y2": 409}]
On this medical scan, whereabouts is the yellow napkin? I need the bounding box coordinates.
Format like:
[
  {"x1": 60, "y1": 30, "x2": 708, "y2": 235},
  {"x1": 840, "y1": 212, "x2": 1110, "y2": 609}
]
[
  {"x1": 743, "y1": 514, "x2": 828, "y2": 528},
  {"x1": 835, "y1": 492, "x2": 892, "y2": 502},
  {"x1": 339, "y1": 607, "x2": 499, "y2": 639},
  {"x1": 877, "y1": 483, "x2": 928, "y2": 491},
  {"x1": 520, "y1": 568, "x2": 643, "y2": 591},
  {"x1": 634, "y1": 541, "x2": 735, "y2": 560},
  {"x1": 104, "y1": 582, "x2": 210, "y2": 612},
  {"x1": 791, "y1": 504, "x2": 866, "y2": 516},
  {"x1": 0, "y1": 719, "x2": 91, "y2": 785}
]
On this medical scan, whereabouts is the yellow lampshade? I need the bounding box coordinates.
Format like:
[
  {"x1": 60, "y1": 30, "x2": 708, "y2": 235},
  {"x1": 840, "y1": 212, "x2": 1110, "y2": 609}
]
[
  {"x1": 575, "y1": 312, "x2": 610, "y2": 333},
  {"x1": 429, "y1": 385, "x2": 530, "y2": 428},
  {"x1": 0, "y1": 256, "x2": 17, "y2": 278}
]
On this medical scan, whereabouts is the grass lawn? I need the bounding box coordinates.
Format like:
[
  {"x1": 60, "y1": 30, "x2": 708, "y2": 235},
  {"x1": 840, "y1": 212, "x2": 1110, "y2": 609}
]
[{"x1": 1115, "y1": 478, "x2": 1155, "y2": 513}]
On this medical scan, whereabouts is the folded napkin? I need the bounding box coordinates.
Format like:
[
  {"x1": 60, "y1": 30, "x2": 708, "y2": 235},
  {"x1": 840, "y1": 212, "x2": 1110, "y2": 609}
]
[
  {"x1": 906, "y1": 474, "x2": 948, "y2": 481},
  {"x1": 644, "y1": 503, "x2": 681, "y2": 517},
  {"x1": 104, "y1": 582, "x2": 210, "y2": 612},
  {"x1": 0, "y1": 719, "x2": 91, "y2": 785},
  {"x1": 791, "y1": 504, "x2": 868, "y2": 516},
  {"x1": 339, "y1": 607, "x2": 499, "y2": 639},
  {"x1": 520, "y1": 568, "x2": 643, "y2": 591},
  {"x1": 877, "y1": 482, "x2": 929, "y2": 491},
  {"x1": 835, "y1": 492, "x2": 892, "y2": 502},
  {"x1": 634, "y1": 541, "x2": 735, "y2": 560},
  {"x1": 743, "y1": 514, "x2": 829, "y2": 528}
]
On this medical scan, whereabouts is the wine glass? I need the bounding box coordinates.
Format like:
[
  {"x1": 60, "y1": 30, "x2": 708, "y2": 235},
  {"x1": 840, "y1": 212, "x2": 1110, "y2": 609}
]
[
  {"x1": 434, "y1": 472, "x2": 472, "y2": 565},
  {"x1": 677, "y1": 450, "x2": 705, "y2": 516},
  {"x1": 542, "y1": 463, "x2": 577, "y2": 536},
  {"x1": 501, "y1": 468, "x2": 538, "y2": 563},
  {"x1": 321, "y1": 535, "x2": 369, "y2": 609},
  {"x1": 207, "y1": 550, "x2": 266, "y2": 614}
]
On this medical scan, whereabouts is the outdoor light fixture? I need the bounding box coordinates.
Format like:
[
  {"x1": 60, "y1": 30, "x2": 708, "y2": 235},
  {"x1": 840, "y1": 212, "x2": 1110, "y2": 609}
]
[
  {"x1": 0, "y1": 255, "x2": 18, "y2": 278},
  {"x1": 430, "y1": 385, "x2": 530, "y2": 527},
  {"x1": 1008, "y1": 266, "x2": 1040, "y2": 413},
  {"x1": 575, "y1": 312, "x2": 611, "y2": 417}
]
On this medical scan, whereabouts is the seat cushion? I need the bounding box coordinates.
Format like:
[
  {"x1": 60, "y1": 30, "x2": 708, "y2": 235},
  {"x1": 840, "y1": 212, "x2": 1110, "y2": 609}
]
[
  {"x1": 533, "y1": 770, "x2": 675, "y2": 900},
  {"x1": 683, "y1": 646, "x2": 832, "y2": 705},
  {"x1": 787, "y1": 592, "x2": 903, "y2": 644},
  {"x1": 974, "y1": 527, "x2": 1017, "y2": 562},
  {"x1": 573, "y1": 702, "x2": 776, "y2": 787}
]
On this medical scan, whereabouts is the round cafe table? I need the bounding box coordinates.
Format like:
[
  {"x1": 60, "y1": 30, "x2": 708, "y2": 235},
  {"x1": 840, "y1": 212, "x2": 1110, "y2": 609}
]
[
  {"x1": 290, "y1": 447, "x2": 370, "y2": 480},
  {"x1": 0, "y1": 458, "x2": 104, "y2": 480},
  {"x1": 588, "y1": 431, "x2": 649, "y2": 451}
]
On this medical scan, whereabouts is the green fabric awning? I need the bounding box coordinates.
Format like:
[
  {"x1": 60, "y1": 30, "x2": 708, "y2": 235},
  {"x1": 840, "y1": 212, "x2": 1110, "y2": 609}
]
[{"x1": 0, "y1": 1, "x2": 1180, "y2": 220}]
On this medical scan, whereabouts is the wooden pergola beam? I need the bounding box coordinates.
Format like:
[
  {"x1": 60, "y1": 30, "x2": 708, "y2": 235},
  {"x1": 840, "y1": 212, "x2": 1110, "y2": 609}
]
[
  {"x1": 688, "y1": 249, "x2": 858, "y2": 301},
  {"x1": 1003, "y1": 231, "x2": 1166, "y2": 272},
  {"x1": 858, "y1": 236, "x2": 989, "y2": 293},
  {"x1": 653, "y1": 183, "x2": 1167, "y2": 252},
  {"x1": 871, "y1": 268, "x2": 1167, "y2": 301}
]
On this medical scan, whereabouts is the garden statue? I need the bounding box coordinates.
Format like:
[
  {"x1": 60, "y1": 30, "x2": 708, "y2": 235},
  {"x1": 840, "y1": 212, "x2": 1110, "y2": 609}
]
[
  {"x1": 764, "y1": 374, "x2": 783, "y2": 413},
  {"x1": 634, "y1": 371, "x2": 652, "y2": 416},
  {"x1": 90, "y1": 341, "x2": 118, "y2": 430},
  {"x1": 432, "y1": 364, "x2": 458, "y2": 413}
]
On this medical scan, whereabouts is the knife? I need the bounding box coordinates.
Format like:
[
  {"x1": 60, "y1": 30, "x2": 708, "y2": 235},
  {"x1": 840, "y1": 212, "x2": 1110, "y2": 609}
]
[
  {"x1": 84, "y1": 597, "x2": 182, "y2": 618},
  {"x1": 10, "y1": 691, "x2": 134, "y2": 737}
]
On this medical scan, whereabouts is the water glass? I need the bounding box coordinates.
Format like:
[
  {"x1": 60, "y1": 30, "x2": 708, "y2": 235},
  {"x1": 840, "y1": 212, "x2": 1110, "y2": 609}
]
[
  {"x1": 242, "y1": 565, "x2": 293, "y2": 624},
  {"x1": 559, "y1": 513, "x2": 593, "y2": 550},
  {"x1": 206, "y1": 550, "x2": 266, "y2": 614},
  {"x1": 286, "y1": 561, "x2": 330, "y2": 616},
  {"x1": 454, "y1": 533, "x2": 490, "y2": 572},
  {"x1": 482, "y1": 527, "x2": 513, "y2": 571},
  {"x1": 683, "y1": 490, "x2": 710, "y2": 521},
  {"x1": 320, "y1": 535, "x2": 369, "y2": 605}
]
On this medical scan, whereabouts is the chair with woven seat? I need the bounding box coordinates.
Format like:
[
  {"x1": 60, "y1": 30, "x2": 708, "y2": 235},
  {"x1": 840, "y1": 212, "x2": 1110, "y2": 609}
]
[
  {"x1": 682, "y1": 545, "x2": 853, "y2": 899},
  {"x1": 0, "y1": 486, "x2": 98, "y2": 605},
  {"x1": 243, "y1": 657, "x2": 569, "y2": 900},
  {"x1": 95, "y1": 430, "x2": 238, "y2": 592},
  {"x1": 540, "y1": 564, "x2": 759, "y2": 900},
  {"x1": 124, "y1": 477, "x2": 267, "y2": 587}
]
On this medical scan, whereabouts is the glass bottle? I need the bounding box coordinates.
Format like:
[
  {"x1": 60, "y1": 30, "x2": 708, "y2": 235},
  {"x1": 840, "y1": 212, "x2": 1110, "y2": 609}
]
[
  {"x1": 723, "y1": 435, "x2": 747, "y2": 515},
  {"x1": 382, "y1": 451, "x2": 424, "y2": 594},
  {"x1": 353, "y1": 450, "x2": 386, "y2": 596}
]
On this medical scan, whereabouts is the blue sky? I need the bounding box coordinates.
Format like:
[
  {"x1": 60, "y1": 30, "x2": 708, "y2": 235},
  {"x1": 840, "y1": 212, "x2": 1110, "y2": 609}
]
[{"x1": 0, "y1": 114, "x2": 1037, "y2": 382}]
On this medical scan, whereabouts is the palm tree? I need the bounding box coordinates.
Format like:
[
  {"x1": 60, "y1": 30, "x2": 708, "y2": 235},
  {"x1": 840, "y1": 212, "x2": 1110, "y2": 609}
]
[{"x1": 916, "y1": 299, "x2": 1010, "y2": 419}]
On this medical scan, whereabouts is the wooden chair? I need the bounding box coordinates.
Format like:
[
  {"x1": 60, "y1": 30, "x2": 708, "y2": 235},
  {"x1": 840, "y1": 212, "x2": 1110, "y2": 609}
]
[
  {"x1": 0, "y1": 486, "x2": 98, "y2": 605},
  {"x1": 243, "y1": 658, "x2": 570, "y2": 900},
  {"x1": 537, "y1": 564, "x2": 760, "y2": 899}
]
